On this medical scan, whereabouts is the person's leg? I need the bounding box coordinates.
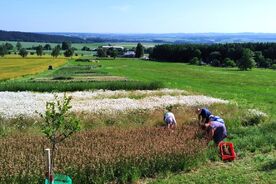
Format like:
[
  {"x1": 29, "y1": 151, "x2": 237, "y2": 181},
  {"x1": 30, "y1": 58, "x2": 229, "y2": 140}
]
[{"x1": 213, "y1": 127, "x2": 225, "y2": 145}]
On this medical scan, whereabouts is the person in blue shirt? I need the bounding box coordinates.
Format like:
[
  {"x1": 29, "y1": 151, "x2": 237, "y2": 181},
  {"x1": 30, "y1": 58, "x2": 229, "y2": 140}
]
[
  {"x1": 197, "y1": 108, "x2": 212, "y2": 126},
  {"x1": 209, "y1": 115, "x2": 225, "y2": 124}
]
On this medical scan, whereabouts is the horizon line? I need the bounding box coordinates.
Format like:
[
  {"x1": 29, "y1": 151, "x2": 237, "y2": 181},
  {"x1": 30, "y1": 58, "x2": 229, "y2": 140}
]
[{"x1": 3, "y1": 30, "x2": 276, "y2": 35}]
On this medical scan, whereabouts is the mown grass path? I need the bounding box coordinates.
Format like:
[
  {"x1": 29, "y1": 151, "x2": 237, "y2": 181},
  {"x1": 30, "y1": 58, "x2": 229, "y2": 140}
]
[{"x1": 148, "y1": 151, "x2": 276, "y2": 184}]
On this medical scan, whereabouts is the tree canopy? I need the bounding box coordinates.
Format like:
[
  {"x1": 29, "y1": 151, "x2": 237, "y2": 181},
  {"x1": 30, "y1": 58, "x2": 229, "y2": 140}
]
[
  {"x1": 237, "y1": 48, "x2": 256, "y2": 70},
  {"x1": 51, "y1": 45, "x2": 60, "y2": 58},
  {"x1": 0, "y1": 44, "x2": 7, "y2": 57},
  {"x1": 61, "y1": 41, "x2": 71, "y2": 50},
  {"x1": 64, "y1": 48, "x2": 74, "y2": 57},
  {"x1": 135, "y1": 43, "x2": 144, "y2": 58},
  {"x1": 19, "y1": 48, "x2": 28, "y2": 58},
  {"x1": 36, "y1": 45, "x2": 43, "y2": 56},
  {"x1": 150, "y1": 43, "x2": 276, "y2": 69}
]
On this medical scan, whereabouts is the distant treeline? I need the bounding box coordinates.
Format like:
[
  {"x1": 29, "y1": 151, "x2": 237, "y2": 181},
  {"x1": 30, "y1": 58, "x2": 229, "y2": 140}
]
[
  {"x1": 0, "y1": 30, "x2": 86, "y2": 43},
  {"x1": 150, "y1": 43, "x2": 276, "y2": 69},
  {"x1": 0, "y1": 30, "x2": 165, "y2": 43}
]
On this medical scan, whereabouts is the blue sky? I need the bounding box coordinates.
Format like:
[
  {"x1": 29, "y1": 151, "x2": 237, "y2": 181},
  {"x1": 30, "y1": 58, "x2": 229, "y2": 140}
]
[{"x1": 1, "y1": 0, "x2": 276, "y2": 33}]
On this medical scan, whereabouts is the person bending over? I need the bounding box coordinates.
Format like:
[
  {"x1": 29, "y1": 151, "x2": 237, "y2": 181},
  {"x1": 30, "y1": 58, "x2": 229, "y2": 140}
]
[
  {"x1": 205, "y1": 120, "x2": 227, "y2": 145},
  {"x1": 164, "y1": 110, "x2": 177, "y2": 130},
  {"x1": 197, "y1": 108, "x2": 212, "y2": 126}
]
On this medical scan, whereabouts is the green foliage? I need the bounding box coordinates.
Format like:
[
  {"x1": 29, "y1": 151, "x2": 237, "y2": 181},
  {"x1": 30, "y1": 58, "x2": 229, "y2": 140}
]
[
  {"x1": 224, "y1": 58, "x2": 236, "y2": 67},
  {"x1": 64, "y1": 48, "x2": 74, "y2": 57},
  {"x1": 4, "y1": 42, "x2": 13, "y2": 50},
  {"x1": 135, "y1": 43, "x2": 144, "y2": 58},
  {"x1": 97, "y1": 48, "x2": 107, "y2": 57},
  {"x1": 210, "y1": 59, "x2": 221, "y2": 67},
  {"x1": 51, "y1": 45, "x2": 60, "y2": 58},
  {"x1": 40, "y1": 95, "x2": 80, "y2": 140},
  {"x1": 16, "y1": 42, "x2": 22, "y2": 51},
  {"x1": 255, "y1": 51, "x2": 269, "y2": 68},
  {"x1": 194, "y1": 49, "x2": 201, "y2": 58},
  {"x1": 44, "y1": 44, "x2": 52, "y2": 50},
  {"x1": 81, "y1": 46, "x2": 91, "y2": 51},
  {"x1": 237, "y1": 48, "x2": 256, "y2": 70},
  {"x1": 110, "y1": 50, "x2": 118, "y2": 59},
  {"x1": 18, "y1": 48, "x2": 28, "y2": 58},
  {"x1": 39, "y1": 94, "x2": 80, "y2": 166},
  {"x1": 149, "y1": 43, "x2": 276, "y2": 69},
  {"x1": 189, "y1": 57, "x2": 200, "y2": 65},
  {"x1": 271, "y1": 64, "x2": 276, "y2": 70},
  {"x1": 209, "y1": 51, "x2": 221, "y2": 61},
  {"x1": 61, "y1": 41, "x2": 71, "y2": 50},
  {"x1": 36, "y1": 45, "x2": 43, "y2": 56},
  {"x1": 229, "y1": 122, "x2": 276, "y2": 154},
  {"x1": 0, "y1": 44, "x2": 7, "y2": 57}
]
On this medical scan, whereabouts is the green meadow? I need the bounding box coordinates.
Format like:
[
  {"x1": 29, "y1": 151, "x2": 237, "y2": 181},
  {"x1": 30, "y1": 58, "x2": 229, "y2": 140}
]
[
  {"x1": 98, "y1": 58, "x2": 276, "y2": 118},
  {"x1": 0, "y1": 56, "x2": 275, "y2": 183}
]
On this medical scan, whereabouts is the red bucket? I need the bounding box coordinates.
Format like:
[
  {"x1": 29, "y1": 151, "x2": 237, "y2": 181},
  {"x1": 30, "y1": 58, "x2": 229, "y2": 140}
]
[{"x1": 219, "y1": 142, "x2": 236, "y2": 161}]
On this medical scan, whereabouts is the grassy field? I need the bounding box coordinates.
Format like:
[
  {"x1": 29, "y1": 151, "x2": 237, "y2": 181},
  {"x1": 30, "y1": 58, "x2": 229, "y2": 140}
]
[
  {"x1": 149, "y1": 151, "x2": 276, "y2": 184},
  {"x1": 0, "y1": 57, "x2": 275, "y2": 183},
  {"x1": 93, "y1": 58, "x2": 276, "y2": 183},
  {"x1": 0, "y1": 55, "x2": 67, "y2": 80},
  {"x1": 0, "y1": 58, "x2": 163, "y2": 91},
  {"x1": 98, "y1": 58, "x2": 276, "y2": 118}
]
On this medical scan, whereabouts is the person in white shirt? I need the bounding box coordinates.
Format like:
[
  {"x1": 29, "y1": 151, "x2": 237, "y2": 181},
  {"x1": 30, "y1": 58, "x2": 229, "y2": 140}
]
[{"x1": 164, "y1": 109, "x2": 177, "y2": 130}]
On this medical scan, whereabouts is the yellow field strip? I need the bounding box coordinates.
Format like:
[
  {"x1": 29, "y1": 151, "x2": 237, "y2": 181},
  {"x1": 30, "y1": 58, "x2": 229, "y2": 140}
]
[{"x1": 0, "y1": 57, "x2": 67, "y2": 80}]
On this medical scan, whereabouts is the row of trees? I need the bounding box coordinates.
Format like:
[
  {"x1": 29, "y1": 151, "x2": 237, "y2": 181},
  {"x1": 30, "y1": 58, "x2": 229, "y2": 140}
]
[
  {"x1": 1, "y1": 41, "x2": 147, "y2": 59},
  {"x1": 150, "y1": 43, "x2": 276, "y2": 70},
  {"x1": 0, "y1": 43, "x2": 28, "y2": 58},
  {"x1": 0, "y1": 42, "x2": 75, "y2": 58}
]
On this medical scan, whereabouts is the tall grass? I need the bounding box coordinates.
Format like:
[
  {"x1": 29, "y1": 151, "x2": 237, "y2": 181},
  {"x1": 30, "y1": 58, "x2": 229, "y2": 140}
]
[
  {"x1": 0, "y1": 81, "x2": 164, "y2": 92},
  {"x1": 0, "y1": 126, "x2": 206, "y2": 184}
]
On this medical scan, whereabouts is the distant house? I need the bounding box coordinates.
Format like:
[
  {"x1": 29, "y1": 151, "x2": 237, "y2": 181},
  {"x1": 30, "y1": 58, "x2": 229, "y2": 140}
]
[
  {"x1": 142, "y1": 56, "x2": 149, "y2": 60},
  {"x1": 102, "y1": 46, "x2": 124, "y2": 50},
  {"x1": 123, "y1": 51, "x2": 135, "y2": 58}
]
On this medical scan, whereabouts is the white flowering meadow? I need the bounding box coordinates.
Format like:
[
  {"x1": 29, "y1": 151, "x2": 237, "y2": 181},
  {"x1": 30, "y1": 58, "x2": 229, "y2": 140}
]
[{"x1": 0, "y1": 89, "x2": 228, "y2": 119}]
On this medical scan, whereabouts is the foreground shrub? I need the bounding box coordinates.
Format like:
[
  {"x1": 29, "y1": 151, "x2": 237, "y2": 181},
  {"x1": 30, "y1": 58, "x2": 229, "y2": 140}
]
[{"x1": 39, "y1": 94, "x2": 80, "y2": 169}]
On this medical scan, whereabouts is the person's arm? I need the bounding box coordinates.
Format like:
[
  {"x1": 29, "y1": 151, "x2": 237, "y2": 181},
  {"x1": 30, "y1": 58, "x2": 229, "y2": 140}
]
[
  {"x1": 205, "y1": 127, "x2": 214, "y2": 142},
  {"x1": 211, "y1": 128, "x2": 215, "y2": 137},
  {"x1": 201, "y1": 117, "x2": 206, "y2": 125},
  {"x1": 172, "y1": 114, "x2": 177, "y2": 125},
  {"x1": 198, "y1": 114, "x2": 202, "y2": 126}
]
